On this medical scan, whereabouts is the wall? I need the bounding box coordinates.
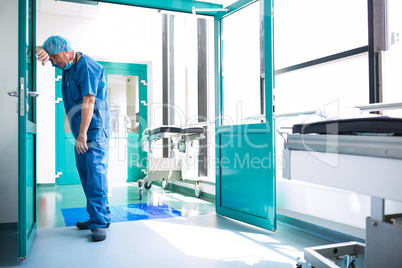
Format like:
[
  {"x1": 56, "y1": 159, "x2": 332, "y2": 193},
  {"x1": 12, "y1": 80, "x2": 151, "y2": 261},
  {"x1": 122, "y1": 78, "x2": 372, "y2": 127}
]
[{"x1": 0, "y1": 0, "x2": 19, "y2": 223}]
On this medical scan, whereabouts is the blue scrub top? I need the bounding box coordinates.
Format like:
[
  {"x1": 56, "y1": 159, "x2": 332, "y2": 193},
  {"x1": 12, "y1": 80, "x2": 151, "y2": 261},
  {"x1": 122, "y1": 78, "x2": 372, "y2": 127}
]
[{"x1": 62, "y1": 53, "x2": 110, "y2": 141}]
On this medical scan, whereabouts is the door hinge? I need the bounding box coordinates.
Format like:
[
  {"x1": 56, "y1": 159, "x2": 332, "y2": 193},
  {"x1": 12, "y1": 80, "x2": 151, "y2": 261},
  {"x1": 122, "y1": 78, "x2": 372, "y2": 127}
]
[
  {"x1": 55, "y1": 75, "x2": 62, "y2": 82},
  {"x1": 141, "y1": 100, "x2": 148, "y2": 106},
  {"x1": 140, "y1": 80, "x2": 148, "y2": 86},
  {"x1": 55, "y1": 172, "x2": 62, "y2": 178},
  {"x1": 55, "y1": 97, "x2": 63, "y2": 104}
]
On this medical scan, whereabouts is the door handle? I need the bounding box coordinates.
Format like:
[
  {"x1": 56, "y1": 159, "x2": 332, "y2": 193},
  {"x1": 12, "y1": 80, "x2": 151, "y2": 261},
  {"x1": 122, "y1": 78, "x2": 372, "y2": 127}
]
[
  {"x1": 7, "y1": 90, "x2": 39, "y2": 98},
  {"x1": 7, "y1": 90, "x2": 18, "y2": 97},
  {"x1": 27, "y1": 91, "x2": 39, "y2": 98}
]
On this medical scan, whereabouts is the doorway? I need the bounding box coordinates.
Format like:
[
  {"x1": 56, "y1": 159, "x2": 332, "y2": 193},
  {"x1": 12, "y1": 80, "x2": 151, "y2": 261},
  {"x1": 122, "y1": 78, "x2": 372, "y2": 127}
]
[{"x1": 55, "y1": 62, "x2": 148, "y2": 185}]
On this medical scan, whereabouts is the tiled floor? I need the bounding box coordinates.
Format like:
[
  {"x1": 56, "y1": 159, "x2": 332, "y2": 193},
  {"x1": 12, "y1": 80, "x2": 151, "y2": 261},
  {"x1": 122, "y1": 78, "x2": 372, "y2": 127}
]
[
  {"x1": 37, "y1": 182, "x2": 216, "y2": 228},
  {"x1": 1, "y1": 182, "x2": 366, "y2": 267}
]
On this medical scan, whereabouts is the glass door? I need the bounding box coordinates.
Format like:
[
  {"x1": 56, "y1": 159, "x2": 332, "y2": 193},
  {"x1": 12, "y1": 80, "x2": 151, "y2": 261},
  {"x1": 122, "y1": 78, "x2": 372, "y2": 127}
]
[
  {"x1": 215, "y1": 0, "x2": 276, "y2": 230},
  {"x1": 18, "y1": 0, "x2": 38, "y2": 260}
]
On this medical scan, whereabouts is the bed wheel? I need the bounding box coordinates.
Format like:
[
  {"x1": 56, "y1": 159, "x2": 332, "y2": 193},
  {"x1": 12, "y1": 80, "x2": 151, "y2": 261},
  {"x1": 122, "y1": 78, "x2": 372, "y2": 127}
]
[
  {"x1": 162, "y1": 181, "x2": 170, "y2": 189},
  {"x1": 144, "y1": 181, "x2": 152, "y2": 190},
  {"x1": 194, "y1": 182, "x2": 201, "y2": 198}
]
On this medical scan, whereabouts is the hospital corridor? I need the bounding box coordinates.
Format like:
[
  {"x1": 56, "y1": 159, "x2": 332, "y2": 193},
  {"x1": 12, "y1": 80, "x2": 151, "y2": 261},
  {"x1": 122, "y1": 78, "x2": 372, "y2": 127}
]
[{"x1": 1, "y1": 0, "x2": 402, "y2": 267}]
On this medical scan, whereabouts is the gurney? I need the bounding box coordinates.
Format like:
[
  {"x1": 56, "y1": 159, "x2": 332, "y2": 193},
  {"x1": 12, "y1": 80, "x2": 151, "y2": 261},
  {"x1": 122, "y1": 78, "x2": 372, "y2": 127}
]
[
  {"x1": 283, "y1": 116, "x2": 402, "y2": 268},
  {"x1": 137, "y1": 126, "x2": 205, "y2": 200}
]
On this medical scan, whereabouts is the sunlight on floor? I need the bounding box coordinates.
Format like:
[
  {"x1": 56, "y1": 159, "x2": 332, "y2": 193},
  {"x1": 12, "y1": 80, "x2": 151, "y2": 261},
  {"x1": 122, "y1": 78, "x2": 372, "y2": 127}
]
[
  {"x1": 108, "y1": 182, "x2": 136, "y2": 196},
  {"x1": 153, "y1": 192, "x2": 210, "y2": 204},
  {"x1": 239, "y1": 231, "x2": 281, "y2": 243},
  {"x1": 109, "y1": 182, "x2": 136, "y2": 187},
  {"x1": 143, "y1": 220, "x2": 301, "y2": 266},
  {"x1": 168, "y1": 193, "x2": 212, "y2": 204}
]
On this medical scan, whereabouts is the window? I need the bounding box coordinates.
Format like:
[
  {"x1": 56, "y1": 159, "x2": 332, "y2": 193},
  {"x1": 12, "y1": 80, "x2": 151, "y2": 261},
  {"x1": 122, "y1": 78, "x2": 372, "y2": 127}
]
[
  {"x1": 382, "y1": 0, "x2": 402, "y2": 117},
  {"x1": 161, "y1": 11, "x2": 215, "y2": 177},
  {"x1": 221, "y1": 1, "x2": 263, "y2": 125},
  {"x1": 274, "y1": 0, "x2": 369, "y2": 179}
]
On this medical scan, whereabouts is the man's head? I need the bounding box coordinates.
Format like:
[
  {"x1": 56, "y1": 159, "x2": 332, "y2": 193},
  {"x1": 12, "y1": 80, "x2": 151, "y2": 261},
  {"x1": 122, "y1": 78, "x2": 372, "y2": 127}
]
[{"x1": 42, "y1": 36, "x2": 74, "y2": 70}]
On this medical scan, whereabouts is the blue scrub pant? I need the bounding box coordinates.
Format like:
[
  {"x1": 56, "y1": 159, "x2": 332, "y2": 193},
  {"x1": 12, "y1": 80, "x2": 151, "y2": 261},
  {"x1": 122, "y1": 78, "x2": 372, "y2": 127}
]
[{"x1": 75, "y1": 134, "x2": 111, "y2": 229}]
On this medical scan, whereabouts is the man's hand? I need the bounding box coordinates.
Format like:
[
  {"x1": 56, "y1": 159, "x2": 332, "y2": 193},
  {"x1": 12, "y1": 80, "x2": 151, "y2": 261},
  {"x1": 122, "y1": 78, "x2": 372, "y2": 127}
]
[
  {"x1": 35, "y1": 46, "x2": 50, "y2": 66},
  {"x1": 76, "y1": 132, "x2": 88, "y2": 154}
]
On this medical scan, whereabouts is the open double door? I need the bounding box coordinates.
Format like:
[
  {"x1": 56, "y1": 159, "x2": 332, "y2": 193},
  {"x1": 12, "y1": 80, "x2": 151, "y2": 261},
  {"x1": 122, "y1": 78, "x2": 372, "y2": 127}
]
[{"x1": 15, "y1": 0, "x2": 275, "y2": 260}]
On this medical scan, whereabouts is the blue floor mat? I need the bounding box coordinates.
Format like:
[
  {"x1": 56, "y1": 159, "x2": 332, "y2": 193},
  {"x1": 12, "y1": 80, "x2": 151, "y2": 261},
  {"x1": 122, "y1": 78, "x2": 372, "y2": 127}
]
[{"x1": 61, "y1": 203, "x2": 182, "y2": 227}]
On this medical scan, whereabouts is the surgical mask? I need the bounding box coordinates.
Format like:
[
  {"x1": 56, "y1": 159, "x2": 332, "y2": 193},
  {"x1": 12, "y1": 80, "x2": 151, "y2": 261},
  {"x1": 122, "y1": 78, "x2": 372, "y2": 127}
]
[
  {"x1": 63, "y1": 52, "x2": 76, "y2": 70},
  {"x1": 63, "y1": 58, "x2": 74, "y2": 70}
]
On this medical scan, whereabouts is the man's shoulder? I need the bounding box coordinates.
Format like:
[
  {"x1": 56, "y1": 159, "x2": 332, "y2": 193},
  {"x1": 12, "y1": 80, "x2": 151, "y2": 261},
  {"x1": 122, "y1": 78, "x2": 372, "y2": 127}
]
[
  {"x1": 79, "y1": 53, "x2": 102, "y2": 67},
  {"x1": 77, "y1": 53, "x2": 103, "y2": 75}
]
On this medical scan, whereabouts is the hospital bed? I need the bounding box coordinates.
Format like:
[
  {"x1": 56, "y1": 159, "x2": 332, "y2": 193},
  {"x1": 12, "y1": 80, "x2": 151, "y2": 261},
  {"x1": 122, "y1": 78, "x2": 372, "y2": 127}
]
[
  {"x1": 137, "y1": 126, "x2": 205, "y2": 200},
  {"x1": 282, "y1": 116, "x2": 402, "y2": 268}
]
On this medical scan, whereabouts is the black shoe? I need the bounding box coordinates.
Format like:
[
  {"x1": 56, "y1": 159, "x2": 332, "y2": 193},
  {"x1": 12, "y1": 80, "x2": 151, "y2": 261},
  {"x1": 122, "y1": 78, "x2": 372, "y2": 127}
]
[
  {"x1": 76, "y1": 220, "x2": 111, "y2": 230},
  {"x1": 91, "y1": 228, "x2": 106, "y2": 242},
  {"x1": 76, "y1": 220, "x2": 90, "y2": 230}
]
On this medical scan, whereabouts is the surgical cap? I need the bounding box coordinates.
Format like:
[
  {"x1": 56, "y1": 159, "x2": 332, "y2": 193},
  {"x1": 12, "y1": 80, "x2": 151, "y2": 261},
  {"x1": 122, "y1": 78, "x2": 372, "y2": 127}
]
[{"x1": 42, "y1": 36, "x2": 72, "y2": 56}]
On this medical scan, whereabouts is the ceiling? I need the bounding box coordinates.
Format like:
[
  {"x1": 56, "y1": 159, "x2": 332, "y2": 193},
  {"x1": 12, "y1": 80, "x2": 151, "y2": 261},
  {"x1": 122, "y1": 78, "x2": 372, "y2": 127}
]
[{"x1": 37, "y1": 0, "x2": 102, "y2": 18}]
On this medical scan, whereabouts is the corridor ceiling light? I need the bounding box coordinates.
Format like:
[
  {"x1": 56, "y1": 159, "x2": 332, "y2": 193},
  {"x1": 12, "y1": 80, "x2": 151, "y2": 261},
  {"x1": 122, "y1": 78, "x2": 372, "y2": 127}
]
[{"x1": 192, "y1": 7, "x2": 229, "y2": 15}]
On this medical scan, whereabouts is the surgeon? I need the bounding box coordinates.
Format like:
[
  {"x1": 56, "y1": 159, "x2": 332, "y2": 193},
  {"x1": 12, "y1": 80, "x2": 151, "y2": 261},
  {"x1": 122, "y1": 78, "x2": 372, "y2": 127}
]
[{"x1": 36, "y1": 36, "x2": 111, "y2": 242}]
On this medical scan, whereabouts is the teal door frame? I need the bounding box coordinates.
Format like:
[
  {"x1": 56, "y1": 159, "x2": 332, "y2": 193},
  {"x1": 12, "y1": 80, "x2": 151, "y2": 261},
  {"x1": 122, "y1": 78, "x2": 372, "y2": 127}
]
[
  {"x1": 18, "y1": 0, "x2": 37, "y2": 260},
  {"x1": 55, "y1": 68, "x2": 64, "y2": 184},
  {"x1": 55, "y1": 62, "x2": 148, "y2": 185},
  {"x1": 214, "y1": 0, "x2": 276, "y2": 230},
  {"x1": 83, "y1": 0, "x2": 222, "y2": 15}
]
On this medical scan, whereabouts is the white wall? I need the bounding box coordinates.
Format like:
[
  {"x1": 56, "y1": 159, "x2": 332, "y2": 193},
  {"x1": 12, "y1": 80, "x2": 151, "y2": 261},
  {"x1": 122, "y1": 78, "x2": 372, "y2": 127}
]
[{"x1": 0, "y1": 0, "x2": 19, "y2": 224}]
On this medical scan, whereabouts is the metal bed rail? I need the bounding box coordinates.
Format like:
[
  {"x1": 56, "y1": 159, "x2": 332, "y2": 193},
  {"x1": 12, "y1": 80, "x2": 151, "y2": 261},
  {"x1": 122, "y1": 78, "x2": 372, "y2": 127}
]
[{"x1": 274, "y1": 102, "x2": 402, "y2": 118}]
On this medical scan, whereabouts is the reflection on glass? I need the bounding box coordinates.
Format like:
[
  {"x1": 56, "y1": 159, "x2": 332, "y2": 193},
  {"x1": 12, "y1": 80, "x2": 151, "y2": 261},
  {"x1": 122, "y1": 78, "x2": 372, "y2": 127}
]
[
  {"x1": 382, "y1": 0, "x2": 402, "y2": 117},
  {"x1": 221, "y1": 1, "x2": 262, "y2": 125},
  {"x1": 64, "y1": 113, "x2": 71, "y2": 133},
  {"x1": 108, "y1": 75, "x2": 139, "y2": 137},
  {"x1": 27, "y1": 0, "x2": 34, "y2": 122}
]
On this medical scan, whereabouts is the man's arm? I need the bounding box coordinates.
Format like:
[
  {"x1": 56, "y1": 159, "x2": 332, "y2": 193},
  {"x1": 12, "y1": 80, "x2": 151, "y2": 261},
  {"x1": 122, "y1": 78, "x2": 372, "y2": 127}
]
[
  {"x1": 35, "y1": 46, "x2": 50, "y2": 66},
  {"x1": 76, "y1": 94, "x2": 96, "y2": 154}
]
